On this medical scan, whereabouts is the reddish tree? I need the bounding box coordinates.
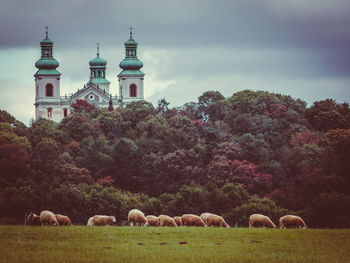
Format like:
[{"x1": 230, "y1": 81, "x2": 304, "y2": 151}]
[
  {"x1": 97, "y1": 176, "x2": 115, "y2": 187},
  {"x1": 207, "y1": 156, "x2": 273, "y2": 195},
  {"x1": 71, "y1": 99, "x2": 96, "y2": 114},
  {"x1": 290, "y1": 130, "x2": 318, "y2": 147}
]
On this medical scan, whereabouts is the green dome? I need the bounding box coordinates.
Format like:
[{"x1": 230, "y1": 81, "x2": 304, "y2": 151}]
[
  {"x1": 125, "y1": 37, "x2": 137, "y2": 45},
  {"x1": 89, "y1": 54, "x2": 107, "y2": 67},
  {"x1": 35, "y1": 58, "x2": 59, "y2": 69},
  {"x1": 40, "y1": 36, "x2": 54, "y2": 46},
  {"x1": 119, "y1": 58, "x2": 143, "y2": 70}
]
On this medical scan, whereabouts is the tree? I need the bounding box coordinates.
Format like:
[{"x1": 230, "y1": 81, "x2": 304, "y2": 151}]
[
  {"x1": 93, "y1": 111, "x2": 123, "y2": 138},
  {"x1": 71, "y1": 99, "x2": 96, "y2": 114},
  {"x1": 122, "y1": 100, "x2": 155, "y2": 128},
  {"x1": 207, "y1": 156, "x2": 274, "y2": 195},
  {"x1": 135, "y1": 115, "x2": 172, "y2": 153},
  {"x1": 168, "y1": 115, "x2": 198, "y2": 150},
  {"x1": 305, "y1": 99, "x2": 350, "y2": 131},
  {"x1": 111, "y1": 138, "x2": 139, "y2": 190},
  {"x1": 60, "y1": 113, "x2": 98, "y2": 142},
  {"x1": 30, "y1": 118, "x2": 60, "y2": 147},
  {"x1": 80, "y1": 137, "x2": 113, "y2": 177},
  {"x1": 0, "y1": 144, "x2": 28, "y2": 181},
  {"x1": 157, "y1": 149, "x2": 206, "y2": 194},
  {"x1": 320, "y1": 129, "x2": 350, "y2": 182},
  {"x1": 198, "y1": 91, "x2": 225, "y2": 120},
  {"x1": 156, "y1": 98, "x2": 170, "y2": 115}
]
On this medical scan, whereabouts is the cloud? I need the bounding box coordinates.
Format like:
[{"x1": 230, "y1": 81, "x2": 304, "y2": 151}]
[{"x1": 0, "y1": 0, "x2": 349, "y2": 124}]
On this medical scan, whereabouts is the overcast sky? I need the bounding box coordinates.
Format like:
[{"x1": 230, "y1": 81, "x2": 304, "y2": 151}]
[{"x1": 0, "y1": 0, "x2": 349, "y2": 125}]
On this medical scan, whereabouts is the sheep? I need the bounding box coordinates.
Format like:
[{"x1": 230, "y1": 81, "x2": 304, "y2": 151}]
[
  {"x1": 146, "y1": 215, "x2": 159, "y2": 226},
  {"x1": 87, "y1": 215, "x2": 116, "y2": 226},
  {"x1": 87, "y1": 216, "x2": 94, "y2": 226},
  {"x1": 279, "y1": 215, "x2": 307, "y2": 229},
  {"x1": 182, "y1": 214, "x2": 206, "y2": 227},
  {"x1": 174, "y1": 216, "x2": 182, "y2": 226},
  {"x1": 26, "y1": 213, "x2": 41, "y2": 226},
  {"x1": 128, "y1": 209, "x2": 148, "y2": 226},
  {"x1": 200, "y1": 212, "x2": 214, "y2": 225},
  {"x1": 249, "y1": 214, "x2": 276, "y2": 228},
  {"x1": 55, "y1": 214, "x2": 72, "y2": 226},
  {"x1": 206, "y1": 214, "x2": 229, "y2": 228},
  {"x1": 40, "y1": 210, "x2": 59, "y2": 226},
  {"x1": 158, "y1": 215, "x2": 177, "y2": 227}
]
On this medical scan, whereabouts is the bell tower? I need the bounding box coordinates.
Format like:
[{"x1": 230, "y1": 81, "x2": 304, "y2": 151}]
[
  {"x1": 118, "y1": 28, "x2": 144, "y2": 103},
  {"x1": 34, "y1": 27, "x2": 62, "y2": 121},
  {"x1": 88, "y1": 43, "x2": 110, "y2": 93}
]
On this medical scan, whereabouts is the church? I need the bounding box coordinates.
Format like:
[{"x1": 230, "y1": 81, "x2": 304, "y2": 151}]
[{"x1": 34, "y1": 28, "x2": 145, "y2": 122}]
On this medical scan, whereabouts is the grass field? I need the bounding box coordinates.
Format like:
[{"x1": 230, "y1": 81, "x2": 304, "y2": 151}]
[{"x1": 0, "y1": 226, "x2": 349, "y2": 263}]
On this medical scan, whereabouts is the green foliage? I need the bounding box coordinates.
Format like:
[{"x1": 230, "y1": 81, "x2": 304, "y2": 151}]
[
  {"x1": 93, "y1": 111, "x2": 122, "y2": 138},
  {"x1": 306, "y1": 99, "x2": 350, "y2": 132},
  {"x1": 122, "y1": 100, "x2": 155, "y2": 128}
]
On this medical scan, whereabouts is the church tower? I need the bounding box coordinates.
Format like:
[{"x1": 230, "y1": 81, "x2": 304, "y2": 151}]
[
  {"x1": 34, "y1": 27, "x2": 62, "y2": 122},
  {"x1": 88, "y1": 44, "x2": 110, "y2": 93},
  {"x1": 118, "y1": 29, "x2": 144, "y2": 103}
]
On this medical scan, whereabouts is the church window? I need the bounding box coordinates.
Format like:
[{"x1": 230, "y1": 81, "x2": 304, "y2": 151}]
[
  {"x1": 63, "y1": 108, "x2": 68, "y2": 117},
  {"x1": 129, "y1": 84, "x2": 137, "y2": 97},
  {"x1": 45, "y1": 84, "x2": 54, "y2": 96},
  {"x1": 47, "y1": 108, "x2": 52, "y2": 118},
  {"x1": 98, "y1": 71, "x2": 101, "y2": 77}
]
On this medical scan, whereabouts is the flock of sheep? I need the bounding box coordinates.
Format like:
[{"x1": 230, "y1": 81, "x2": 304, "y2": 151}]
[{"x1": 26, "y1": 209, "x2": 307, "y2": 229}]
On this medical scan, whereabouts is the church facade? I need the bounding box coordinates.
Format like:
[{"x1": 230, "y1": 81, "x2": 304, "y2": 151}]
[{"x1": 34, "y1": 29, "x2": 145, "y2": 122}]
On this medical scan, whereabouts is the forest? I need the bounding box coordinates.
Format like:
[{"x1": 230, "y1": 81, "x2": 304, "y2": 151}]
[{"x1": 0, "y1": 90, "x2": 349, "y2": 228}]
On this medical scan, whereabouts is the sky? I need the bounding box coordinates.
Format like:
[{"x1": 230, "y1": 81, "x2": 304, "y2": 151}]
[{"x1": 0, "y1": 0, "x2": 349, "y2": 125}]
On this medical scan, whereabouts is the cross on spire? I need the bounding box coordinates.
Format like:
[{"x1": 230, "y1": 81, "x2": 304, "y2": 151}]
[
  {"x1": 45, "y1": 25, "x2": 48, "y2": 38},
  {"x1": 130, "y1": 26, "x2": 133, "y2": 38},
  {"x1": 97, "y1": 42, "x2": 100, "y2": 56}
]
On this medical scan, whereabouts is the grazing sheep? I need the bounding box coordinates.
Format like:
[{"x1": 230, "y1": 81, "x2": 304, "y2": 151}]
[
  {"x1": 55, "y1": 214, "x2": 72, "y2": 226},
  {"x1": 207, "y1": 214, "x2": 229, "y2": 228},
  {"x1": 87, "y1": 216, "x2": 94, "y2": 226},
  {"x1": 158, "y1": 215, "x2": 177, "y2": 227},
  {"x1": 174, "y1": 216, "x2": 182, "y2": 226},
  {"x1": 88, "y1": 215, "x2": 116, "y2": 226},
  {"x1": 279, "y1": 215, "x2": 307, "y2": 229},
  {"x1": 200, "y1": 213, "x2": 214, "y2": 225},
  {"x1": 40, "y1": 210, "x2": 59, "y2": 226},
  {"x1": 182, "y1": 214, "x2": 206, "y2": 227},
  {"x1": 249, "y1": 214, "x2": 276, "y2": 228},
  {"x1": 146, "y1": 215, "x2": 159, "y2": 226},
  {"x1": 128, "y1": 209, "x2": 148, "y2": 226},
  {"x1": 26, "y1": 213, "x2": 41, "y2": 226}
]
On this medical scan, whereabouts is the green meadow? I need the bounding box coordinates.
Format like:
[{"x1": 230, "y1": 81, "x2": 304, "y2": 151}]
[{"x1": 0, "y1": 226, "x2": 349, "y2": 263}]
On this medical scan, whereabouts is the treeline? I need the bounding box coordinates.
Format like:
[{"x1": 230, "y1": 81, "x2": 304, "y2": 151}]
[{"x1": 0, "y1": 90, "x2": 349, "y2": 227}]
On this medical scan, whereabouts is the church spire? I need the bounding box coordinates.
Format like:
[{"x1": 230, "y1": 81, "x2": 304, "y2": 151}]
[
  {"x1": 108, "y1": 94, "x2": 114, "y2": 111},
  {"x1": 88, "y1": 43, "x2": 110, "y2": 92},
  {"x1": 35, "y1": 26, "x2": 60, "y2": 75}
]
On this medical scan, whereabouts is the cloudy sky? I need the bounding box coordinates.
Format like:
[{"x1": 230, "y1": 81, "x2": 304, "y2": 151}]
[{"x1": 0, "y1": 0, "x2": 349, "y2": 125}]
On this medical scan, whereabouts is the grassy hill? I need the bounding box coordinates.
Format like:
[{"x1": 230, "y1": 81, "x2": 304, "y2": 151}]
[{"x1": 1, "y1": 226, "x2": 349, "y2": 263}]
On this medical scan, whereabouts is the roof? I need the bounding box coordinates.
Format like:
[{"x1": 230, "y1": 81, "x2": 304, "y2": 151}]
[{"x1": 118, "y1": 69, "x2": 145, "y2": 77}]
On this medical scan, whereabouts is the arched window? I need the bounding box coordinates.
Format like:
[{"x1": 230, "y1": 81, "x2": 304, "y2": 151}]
[
  {"x1": 129, "y1": 84, "x2": 137, "y2": 97},
  {"x1": 63, "y1": 108, "x2": 68, "y2": 117},
  {"x1": 47, "y1": 107, "x2": 52, "y2": 118},
  {"x1": 45, "y1": 83, "x2": 53, "y2": 97}
]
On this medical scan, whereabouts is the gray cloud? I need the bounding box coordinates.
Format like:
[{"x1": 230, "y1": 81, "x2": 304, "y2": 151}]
[{"x1": 0, "y1": 0, "x2": 349, "y2": 123}]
